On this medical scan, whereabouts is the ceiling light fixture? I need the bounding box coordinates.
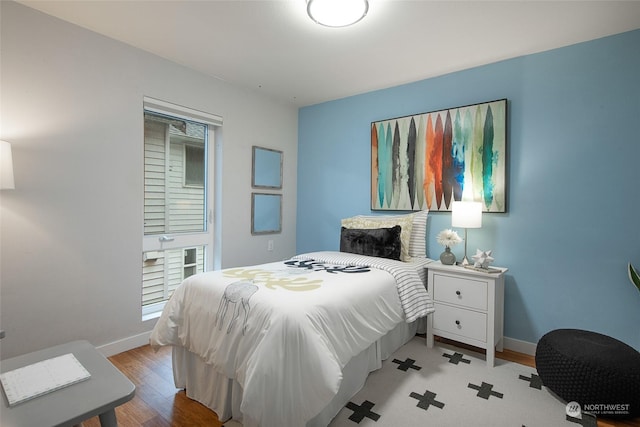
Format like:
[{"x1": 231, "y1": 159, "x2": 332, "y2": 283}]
[
  {"x1": 307, "y1": 0, "x2": 369, "y2": 28},
  {"x1": 1, "y1": 140, "x2": 15, "y2": 190}
]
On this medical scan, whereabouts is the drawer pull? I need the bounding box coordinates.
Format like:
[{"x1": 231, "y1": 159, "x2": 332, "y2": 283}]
[
  {"x1": 455, "y1": 290, "x2": 461, "y2": 296},
  {"x1": 455, "y1": 320, "x2": 461, "y2": 326}
]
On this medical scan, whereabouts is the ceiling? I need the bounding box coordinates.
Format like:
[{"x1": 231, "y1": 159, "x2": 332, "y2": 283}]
[{"x1": 17, "y1": 1, "x2": 640, "y2": 107}]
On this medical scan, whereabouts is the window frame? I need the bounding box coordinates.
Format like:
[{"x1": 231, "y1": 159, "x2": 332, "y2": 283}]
[{"x1": 142, "y1": 97, "x2": 222, "y2": 319}]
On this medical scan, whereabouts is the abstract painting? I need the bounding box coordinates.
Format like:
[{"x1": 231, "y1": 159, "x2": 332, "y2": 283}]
[{"x1": 371, "y1": 99, "x2": 507, "y2": 212}]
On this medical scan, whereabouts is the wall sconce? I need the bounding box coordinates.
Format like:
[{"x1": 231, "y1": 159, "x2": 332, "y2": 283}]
[
  {"x1": 1, "y1": 140, "x2": 15, "y2": 190},
  {"x1": 451, "y1": 201, "x2": 482, "y2": 265},
  {"x1": 307, "y1": 0, "x2": 369, "y2": 27}
]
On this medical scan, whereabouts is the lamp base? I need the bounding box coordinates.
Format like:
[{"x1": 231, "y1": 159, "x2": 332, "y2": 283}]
[{"x1": 461, "y1": 228, "x2": 470, "y2": 266}]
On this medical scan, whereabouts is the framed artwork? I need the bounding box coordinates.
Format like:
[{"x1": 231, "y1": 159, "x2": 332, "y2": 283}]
[
  {"x1": 251, "y1": 193, "x2": 282, "y2": 235},
  {"x1": 252, "y1": 146, "x2": 283, "y2": 189},
  {"x1": 371, "y1": 99, "x2": 507, "y2": 212}
]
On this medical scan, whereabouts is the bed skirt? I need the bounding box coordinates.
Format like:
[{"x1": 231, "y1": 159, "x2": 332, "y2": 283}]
[{"x1": 172, "y1": 318, "x2": 425, "y2": 427}]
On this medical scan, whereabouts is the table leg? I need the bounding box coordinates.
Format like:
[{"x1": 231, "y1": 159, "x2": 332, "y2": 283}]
[
  {"x1": 426, "y1": 315, "x2": 434, "y2": 348},
  {"x1": 98, "y1": 409, "x2": 118, "y2": 427},
  {"x1": 486, "y1": 346, "x2": 495, "y2": 367},
  {"x1": 426, "y1": 333, "x2": 434, "y2": 348}
]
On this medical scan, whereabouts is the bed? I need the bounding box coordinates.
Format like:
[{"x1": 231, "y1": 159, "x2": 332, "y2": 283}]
[{"x1": 150, "y1": 212, "x2": 433, "y2": 427}]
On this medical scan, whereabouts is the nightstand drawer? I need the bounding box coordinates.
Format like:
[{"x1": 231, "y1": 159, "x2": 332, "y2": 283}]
[
  {"x1": 432, "y1": 303, "x2": 487, "y2": 342},
  {"x1": 432, "y1": 274, "x2": 487, "y2": 310}
]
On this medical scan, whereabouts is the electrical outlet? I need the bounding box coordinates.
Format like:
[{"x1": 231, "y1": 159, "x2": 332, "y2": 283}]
[{"x1": 267, "y1": 240, "x2": 274, "y2": 251}]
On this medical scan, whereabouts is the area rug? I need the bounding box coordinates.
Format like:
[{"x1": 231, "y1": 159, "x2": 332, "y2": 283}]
[
  {"x1": 328, "y1": 337, "x2": 597, "y2": 427},
  {"x1": 222, "y1": 336, "x2": 599, "y2": 427}
]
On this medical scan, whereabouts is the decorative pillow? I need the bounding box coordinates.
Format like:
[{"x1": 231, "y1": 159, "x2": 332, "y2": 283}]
[
  {"x1": 341, "y1": 215, "x2": 413, "y2": 261},
  {"x1": 353, "y1": 210, "x2": 428, "y2": 258},
  {"x1": 339, "y1": 226, "x2": 402, "y2": 261}
]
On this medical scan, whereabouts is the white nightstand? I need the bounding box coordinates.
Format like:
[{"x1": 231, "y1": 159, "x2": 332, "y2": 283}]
[{"x1": 426, "y1": 261, "x2": 507, "y2": 367}]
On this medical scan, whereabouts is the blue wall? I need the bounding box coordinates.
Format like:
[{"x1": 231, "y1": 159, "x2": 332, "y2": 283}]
[{"x1": 297, "y1": 29, "x2": 640, "y2": 349}]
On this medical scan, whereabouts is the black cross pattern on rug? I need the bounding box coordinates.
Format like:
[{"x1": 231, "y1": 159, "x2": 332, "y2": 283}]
[
  {"x1": 392, "y1": 357, "x2": 422, "y2": 372},
  {"x1": 409, "y1": 389, "x2": 445, "y2": 411},
  {"x1": 518, "y1": 373, "x2": 543, "y2": 389},
  {"x1": 468, "y1": 381, "x2": 504, "y2": 400},
  {"x1": 442, "y1": 351, "x2": 471, "y2": 365},
  {"x1": 345, "y1": 400, "x2": 381, "y2": 423}
]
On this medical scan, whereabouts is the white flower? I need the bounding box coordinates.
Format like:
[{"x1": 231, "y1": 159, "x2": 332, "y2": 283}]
[{"x1": 437, "y1": 229, "x2": 462, "y2": 248}]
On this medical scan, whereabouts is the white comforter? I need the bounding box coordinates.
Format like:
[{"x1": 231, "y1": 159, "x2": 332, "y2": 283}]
[{"x1": 150, "y1": 251, "x2": 433, "y2": 427}]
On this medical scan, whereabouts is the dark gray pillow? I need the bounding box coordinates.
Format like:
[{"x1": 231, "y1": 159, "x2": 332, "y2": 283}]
[{"x1": 339, "y1": 225, "x2": 402, "y2": 261}]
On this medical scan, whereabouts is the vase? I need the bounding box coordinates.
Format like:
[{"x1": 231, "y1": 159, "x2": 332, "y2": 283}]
[{"x1": 439, "y1": 247, "x2": 456, "y2": 265}]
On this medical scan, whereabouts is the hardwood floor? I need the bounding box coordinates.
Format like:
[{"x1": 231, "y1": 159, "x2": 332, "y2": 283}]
[
  {"x1": 81, "y1": 341, "x2": 639, "y2": 427},
  {"x1": 82, "y1": 345, "x2": 224, "y2": 427}
]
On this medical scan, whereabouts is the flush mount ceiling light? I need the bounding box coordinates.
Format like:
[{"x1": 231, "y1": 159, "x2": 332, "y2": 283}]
[
  {"x1": 307, "y1": 0, "x2": 369, "y2": 27},
  {"x1": 0, "y1": 140, "x2": 15, "y2": 190}
]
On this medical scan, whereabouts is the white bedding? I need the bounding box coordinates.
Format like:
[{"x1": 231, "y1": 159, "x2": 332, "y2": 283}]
[{"x1": 150, "y1": 251, "x2": 433, "y2": 427}]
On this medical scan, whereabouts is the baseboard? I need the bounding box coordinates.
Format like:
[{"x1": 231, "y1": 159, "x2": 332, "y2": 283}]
[
  {"x1": 96, "y1": 331, "x2": 152, "y2": 357},
  {"x1": 503, "y1": 336, "x2": 537, "y2": 356}
]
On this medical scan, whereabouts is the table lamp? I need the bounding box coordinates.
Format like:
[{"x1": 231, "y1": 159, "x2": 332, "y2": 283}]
[{"x1": 451, "y1": 201, "x2": 482, "y2": 265}]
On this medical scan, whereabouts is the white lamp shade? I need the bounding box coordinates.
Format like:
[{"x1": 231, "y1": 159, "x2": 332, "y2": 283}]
[
  {"x1": 451, "y1": 201, "x2": 482, "y2": 228},
  {"x1": 307, "y1": 0, "x2": 369, "y2": 27},
  {"x1": 1, "y1": 140, "x2": 15, "y2": 190}
]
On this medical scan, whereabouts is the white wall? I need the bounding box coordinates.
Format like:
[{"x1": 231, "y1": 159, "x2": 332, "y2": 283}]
[{"x1": 0, "y1": 2, "x2": 298, "y2": 359}]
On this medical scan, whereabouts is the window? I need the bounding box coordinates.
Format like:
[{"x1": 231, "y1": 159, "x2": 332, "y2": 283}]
[
  {"x1": 183, "y1": 247, "x2": 198, "y2": 279},
  {"x1": 185, "y1": 144, "x2": 205, "y2": 187},
  {"x1": 142, "y1": 97, "x2": 222, "y2": 319}
]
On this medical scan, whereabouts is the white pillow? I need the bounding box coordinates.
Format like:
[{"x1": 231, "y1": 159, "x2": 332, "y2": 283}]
[{"x1": 352, "y1": 210, "x2": 428, "y2": 258}]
